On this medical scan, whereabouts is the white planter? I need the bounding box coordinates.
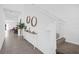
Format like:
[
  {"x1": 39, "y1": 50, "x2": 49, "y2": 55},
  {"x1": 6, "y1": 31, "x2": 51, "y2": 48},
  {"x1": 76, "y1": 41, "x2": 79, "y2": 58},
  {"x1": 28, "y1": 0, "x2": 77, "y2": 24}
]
[
  {"x1": 18, "y1": 29, "x2": 23, "y2": 36},
  {"x1": 18, "y1": 29, "x2": 21, "y2": 36}
]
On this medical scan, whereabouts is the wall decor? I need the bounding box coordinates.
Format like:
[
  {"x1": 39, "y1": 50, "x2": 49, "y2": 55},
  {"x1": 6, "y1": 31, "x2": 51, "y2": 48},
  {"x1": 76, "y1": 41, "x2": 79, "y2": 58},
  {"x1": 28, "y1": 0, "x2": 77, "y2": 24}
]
[
  {"x1": 26, "y1": 16, "x2": 31, "y2": 24},
  {"x1": 25, "y1": 16, "x2": 38, "y2": 35},
  {"x1": 31, "y1": 16, "x2": 37, "y2": 27},
  {"x1": 24, "y1": 27, "x2": 37, "y2": 35}
]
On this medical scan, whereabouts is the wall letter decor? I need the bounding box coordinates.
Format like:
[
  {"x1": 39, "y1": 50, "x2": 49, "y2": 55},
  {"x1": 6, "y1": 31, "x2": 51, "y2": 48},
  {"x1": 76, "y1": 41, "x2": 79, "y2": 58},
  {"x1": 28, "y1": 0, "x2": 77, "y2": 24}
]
[
  {"x1": 31, "y1": 16, "x2": 37, "y2": 27},
  {"x1": 26, "y1": 16, "x2": 31, "y2": 24},
  {"x1": 25, "y1": 16, "x2": 37, "y2": 35}
]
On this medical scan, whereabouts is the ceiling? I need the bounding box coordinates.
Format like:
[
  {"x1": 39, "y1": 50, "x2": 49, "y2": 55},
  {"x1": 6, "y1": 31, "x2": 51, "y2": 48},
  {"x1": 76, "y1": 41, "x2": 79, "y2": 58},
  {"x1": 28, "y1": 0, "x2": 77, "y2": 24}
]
[
  {"x1": 2, "y1": 4, "x2": 24, "y2": 22},
  {"x1": 3, "y1": 8, "x2": 21, "y2": 21}
]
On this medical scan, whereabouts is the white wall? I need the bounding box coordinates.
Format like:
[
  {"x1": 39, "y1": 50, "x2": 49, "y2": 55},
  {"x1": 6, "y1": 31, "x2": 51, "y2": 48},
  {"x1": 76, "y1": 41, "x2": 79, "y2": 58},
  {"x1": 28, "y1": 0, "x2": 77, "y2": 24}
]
[
  {"x1": 52, "y1": 5, "x2": 79, "y2": 45},
  {"x1": 40, "y1": 4, "x2": 79, "y2": 45},
  {"x1": 23, "y1": 5, "x2": 56, "y2": 54},
  {"x1": 56, "y1": 20, "x2": 65, "y2": 39},
  {"x1": 0, "y1": 5, "x2": 5, "y2": 50}
]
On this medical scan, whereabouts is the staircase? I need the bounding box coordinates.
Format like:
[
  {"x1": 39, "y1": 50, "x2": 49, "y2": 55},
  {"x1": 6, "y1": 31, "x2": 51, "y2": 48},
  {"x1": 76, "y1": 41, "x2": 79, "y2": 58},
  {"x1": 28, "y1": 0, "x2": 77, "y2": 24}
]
[{"x1": 56, "y1": 37, "x2": 79, "y2": 54}]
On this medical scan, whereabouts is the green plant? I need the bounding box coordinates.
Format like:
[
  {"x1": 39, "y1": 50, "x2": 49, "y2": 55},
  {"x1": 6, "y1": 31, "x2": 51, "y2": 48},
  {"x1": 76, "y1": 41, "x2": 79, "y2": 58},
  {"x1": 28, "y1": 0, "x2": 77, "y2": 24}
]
[
  {"x1": 17, "y1": 23, "x2": 25, "y2": 29},
  {"x1": 17, "y1": 19, "x2": 25, "y2": 29},
  {"x1": 17, "y1": 19, "x2": 25, "y2": 36}
]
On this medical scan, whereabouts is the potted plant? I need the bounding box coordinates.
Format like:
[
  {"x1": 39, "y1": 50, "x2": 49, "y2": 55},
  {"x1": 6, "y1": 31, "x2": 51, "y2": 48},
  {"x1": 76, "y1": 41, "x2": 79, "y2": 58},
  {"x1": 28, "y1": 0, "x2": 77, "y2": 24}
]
[{"x1": 17, "y1": 19, "x2": 25, "y2": 37}]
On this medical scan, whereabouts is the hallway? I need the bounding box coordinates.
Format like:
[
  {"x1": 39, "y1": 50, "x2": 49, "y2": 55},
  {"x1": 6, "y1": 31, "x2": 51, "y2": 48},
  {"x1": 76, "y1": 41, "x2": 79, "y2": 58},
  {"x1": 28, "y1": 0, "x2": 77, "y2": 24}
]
[
  {"x1": 0, "y1": 4, "x2": 56, "y2": 54},
  {"x1": 0, "y1": 31, "x2": 42, "y2": 54}
]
